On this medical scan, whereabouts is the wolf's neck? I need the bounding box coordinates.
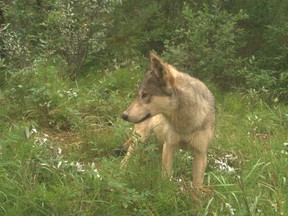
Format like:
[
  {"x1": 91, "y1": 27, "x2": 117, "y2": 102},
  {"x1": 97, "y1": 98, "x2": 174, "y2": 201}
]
[{"x1": 165, "y1": 91, "x2": 207, "y2": 134}]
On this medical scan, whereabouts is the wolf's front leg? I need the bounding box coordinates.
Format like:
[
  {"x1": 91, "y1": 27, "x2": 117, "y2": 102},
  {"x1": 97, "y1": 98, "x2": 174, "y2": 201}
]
[
  {"x1": 162, "y1": 142, "x2": 176, "y2": 177},
  {"x1": 192, "y1": 149, "x2": 207, "y2": 188}
]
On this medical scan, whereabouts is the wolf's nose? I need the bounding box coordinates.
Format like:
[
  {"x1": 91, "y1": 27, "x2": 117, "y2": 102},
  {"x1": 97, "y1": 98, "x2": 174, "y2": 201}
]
[{"x1": 121, "y1": 113, "x2": 128, "y2": 121}]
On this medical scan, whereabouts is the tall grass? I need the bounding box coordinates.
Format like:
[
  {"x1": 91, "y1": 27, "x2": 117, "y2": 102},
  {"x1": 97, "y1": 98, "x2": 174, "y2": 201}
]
[{"x1": 0, "y1": 62, "x2": 287, "y2": 215}]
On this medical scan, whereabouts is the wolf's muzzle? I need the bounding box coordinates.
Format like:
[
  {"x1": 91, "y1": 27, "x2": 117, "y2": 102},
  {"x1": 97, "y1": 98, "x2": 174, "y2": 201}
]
[{"x1": 121, "y1": 112, "x2": 151, "y2": 123}]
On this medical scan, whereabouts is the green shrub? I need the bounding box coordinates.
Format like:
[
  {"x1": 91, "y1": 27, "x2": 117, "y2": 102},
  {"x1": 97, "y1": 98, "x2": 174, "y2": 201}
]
[
  {"x1": 0, "y1": 0, "x2": 45, "y2": 69},
  {"x1": 3, "y1": 61, "x2": 80, "y2": 130},
  {"x1": 0, "y1": 0, "x2": 121, "y2": 79},
  {"x1": 108, "y1": 0, "x2": 176, "y2": 55},
  {"x1": 239, "y1": 55, "x2": 288, "y2": 104},
  {"x1": 44, "y1": 0, "x2": 121, "y2": 79},
  {"x1": 164, "y1": 1, "x2": 248, "y2": 90}
]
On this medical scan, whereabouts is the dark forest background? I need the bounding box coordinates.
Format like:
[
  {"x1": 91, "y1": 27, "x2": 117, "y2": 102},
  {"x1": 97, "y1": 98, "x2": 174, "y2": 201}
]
[{"x1": 1, "y1": 0, "x2": 287, "y2": 102}]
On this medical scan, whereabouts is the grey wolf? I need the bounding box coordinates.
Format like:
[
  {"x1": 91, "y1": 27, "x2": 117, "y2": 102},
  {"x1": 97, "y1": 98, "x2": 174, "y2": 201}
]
[{"x1": 121, "y1": 51, "x2": 215, "y2": 188}]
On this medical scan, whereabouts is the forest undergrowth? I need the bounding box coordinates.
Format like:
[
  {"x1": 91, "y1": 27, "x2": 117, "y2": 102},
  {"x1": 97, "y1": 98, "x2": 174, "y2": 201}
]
[{"x1": 0, "y1": 61, "x2": 287, "y2": 215}]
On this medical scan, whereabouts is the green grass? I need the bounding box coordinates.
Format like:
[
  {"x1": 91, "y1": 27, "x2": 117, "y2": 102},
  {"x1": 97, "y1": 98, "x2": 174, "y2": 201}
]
[{"x1": 0, "y1": 63, "x2": 287, "y2": 215}]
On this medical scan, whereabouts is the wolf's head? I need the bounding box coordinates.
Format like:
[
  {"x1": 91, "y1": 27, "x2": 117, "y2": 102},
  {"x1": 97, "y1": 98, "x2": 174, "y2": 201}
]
[{"x1": 122, "y1": 51, "x2": 176, "y2": 123}]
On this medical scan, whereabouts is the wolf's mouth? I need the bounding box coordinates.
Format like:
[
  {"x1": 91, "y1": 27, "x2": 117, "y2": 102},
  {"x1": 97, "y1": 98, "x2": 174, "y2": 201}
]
[{"x1": 135, "y1": 113, "x2": 151, "y2": 124}]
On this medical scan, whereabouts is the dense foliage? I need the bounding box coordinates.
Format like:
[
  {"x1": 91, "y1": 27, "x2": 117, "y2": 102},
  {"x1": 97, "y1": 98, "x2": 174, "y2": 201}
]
[{"x1": 1, "y1": 0, "x2": 287, "y2": 101}]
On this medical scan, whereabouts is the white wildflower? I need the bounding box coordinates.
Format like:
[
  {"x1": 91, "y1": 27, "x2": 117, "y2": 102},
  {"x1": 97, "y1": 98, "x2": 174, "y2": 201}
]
[
  {"x1": 93, "y1": 168, "x2": 102, "y2": 180},
  {"x1": 90, "y1": 162, "x2": 96, "y2": 169},
  {"x1": 281, "y1": 143, "x2": 288, "y2": 155},
  {"x1": 31, "y1": 128, "x2": 37, "y2": 134},
  {"x1": 62, "y1": 88, "x2": 78, "y2": 99},
  {"x1": 57, "y1": 161, "x2": 62, "y2": 169},
  {"x1": 89, "y1": 163, "x2": 102, "y2": 179},
  {"x1": 33, "y1": 132, "x2": 49, "y2": 146},
  {"x1": 75, "y1": 162, "x2": 85, "y2": 172},
  {"x1": 215, "y1": 159, "x2": 235, "y2": 173},
  {"x1": 225, "y1": 203, "x2": 236, "y2": 215},
  {"x1": 57, "y1": 147, "x2": 62, "y2": 155}
]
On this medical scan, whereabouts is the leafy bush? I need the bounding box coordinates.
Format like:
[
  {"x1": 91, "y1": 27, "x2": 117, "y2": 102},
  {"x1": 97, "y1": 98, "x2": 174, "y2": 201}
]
[
  {"x1": 3, "y1": 60, "x2": 81, "y2": 130},
  {"x1": 257, "y1": 1, "x2": 288, "y2": 103},
  {"x1": 44, "y1": 0, "x2": 121, "y2": 79},
  {"x1": 223, "y1": 0, "x2": 288, "y2": 103},
  {"x1": 106, "y1": 0, "x2": 183, "y2": 60},
  {"x1": 0, "y1": 0, "x2": 121, "y2": 79},
  {"x1": 164, "y1": 1, "x2": 248, "y2": 90},
  {"x1": 0, "y1": 0, "x2": 48, "y2": 69}
]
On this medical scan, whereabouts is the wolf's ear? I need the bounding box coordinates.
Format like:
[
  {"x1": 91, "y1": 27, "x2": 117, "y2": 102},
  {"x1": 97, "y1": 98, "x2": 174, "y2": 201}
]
[{"x1": 149, "y1": 51, "x2": 174, "y2": 87}]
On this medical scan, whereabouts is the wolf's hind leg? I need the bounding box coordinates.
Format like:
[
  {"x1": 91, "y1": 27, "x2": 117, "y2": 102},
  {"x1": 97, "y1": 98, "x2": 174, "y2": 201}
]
[
  {"x1": 120, "y1": 138, "x2": 138, "y2": 167},
  {"x1": 120, "y1": 121, "x2": 152, "y2": 167}
]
